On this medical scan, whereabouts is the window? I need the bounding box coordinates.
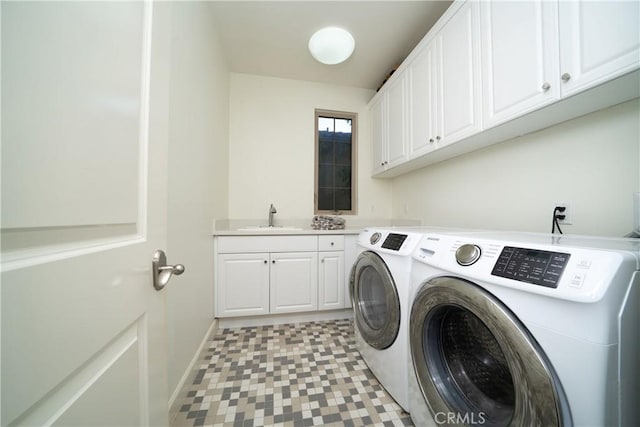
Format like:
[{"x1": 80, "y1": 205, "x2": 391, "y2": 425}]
[{"x1": 314, "y1": 110, "x2": 357, "y2": 214}]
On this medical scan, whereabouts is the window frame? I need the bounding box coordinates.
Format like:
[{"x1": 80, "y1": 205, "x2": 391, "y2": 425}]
[{"x1": 314, "y1": 109, "x2": 358, "y2": 215}]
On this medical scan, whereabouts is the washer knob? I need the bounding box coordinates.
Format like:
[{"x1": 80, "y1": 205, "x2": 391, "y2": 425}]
[
  {"x1": 456, "y1": 244, "x2": 481, "y2": 266},
  {"x1": 370, "y1": 232, "x2": 382, "y2": 245}
]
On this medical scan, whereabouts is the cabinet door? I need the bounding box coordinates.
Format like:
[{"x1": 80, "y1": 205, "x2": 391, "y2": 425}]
[
  {"x1": 480, "y1": 0, "x2": 560, "y2": 128},
  {"x1": 217, "y1": 253, "x2": 269, "y2": 317},
  {"x1": 437, "y1": 0, "x2": 482, "y2": 146},
  {"x1": 370, "y1": 95, "x2": 387, "y2": 175},
  {"x1": 408, "y1": 42, "x2": 439, "y2": 158},
  {"x1": 386, "y1": 73, "x2": 408, "y2": 168},
  {"x1": 270, "y1": 252, "x2": 318, "y2": 314},
  {"x1": 559, "y1": 0, "x2": 640, "y2": 97},
  {"x1": 318, "y1": 251, "x2": 345, "y2": 311}
]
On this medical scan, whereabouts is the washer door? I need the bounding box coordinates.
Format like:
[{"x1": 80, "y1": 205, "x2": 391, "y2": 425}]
[
  {"x1": 349, "y1": 251, "x2": 400, "y2": 350},
  {"x1": 410, "y1": 277, "x2": 570, "y2": 427}
]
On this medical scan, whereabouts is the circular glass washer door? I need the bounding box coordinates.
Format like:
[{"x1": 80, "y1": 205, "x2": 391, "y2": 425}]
[
  {"x1": 410, "y1": 277, "x2": 570, "y2": 427},
  {"x1": 349, "y1": 251, "x2": 400, "y2": 350}
]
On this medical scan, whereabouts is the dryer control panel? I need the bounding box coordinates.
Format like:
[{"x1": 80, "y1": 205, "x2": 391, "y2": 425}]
[
  {"x1": 491, "y1": 246, "x2": 570, "y2": 288},
  {"x1": 358, "y1": 229, "x2": 424, "y2": 256},
  {"x1": 381, "y1": 233, "x2": 408, "y2": 251}
]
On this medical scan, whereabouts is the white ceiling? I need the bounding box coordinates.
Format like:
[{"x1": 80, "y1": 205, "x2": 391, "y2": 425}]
[{"x1": 209, "y1": 1, "x2": 453, "y2": 91}]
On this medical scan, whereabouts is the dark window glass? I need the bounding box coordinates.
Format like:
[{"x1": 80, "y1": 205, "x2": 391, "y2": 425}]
[{"x1": 315, "y1": 111, "x2": 356, "y2": 214}]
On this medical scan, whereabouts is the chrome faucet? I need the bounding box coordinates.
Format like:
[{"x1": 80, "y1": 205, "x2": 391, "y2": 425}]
[{"x1": 268, "y1": 203, "x2": 277, "y2": 227}]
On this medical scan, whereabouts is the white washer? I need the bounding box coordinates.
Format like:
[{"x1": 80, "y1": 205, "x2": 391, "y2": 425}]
[
  {"x1": 349, "y1": 228, "x2": 424, "y2": 412},
  {"x1": 408, "y1": 231, "x2": 639, "y2": 427}
]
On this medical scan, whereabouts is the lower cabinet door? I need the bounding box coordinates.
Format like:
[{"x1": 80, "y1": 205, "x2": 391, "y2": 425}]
[
  {"x1": 217, "y1": 253, "x2": 270, "y2": 317},
  {"x1": 270, "y1": 252, "x2": 318, "y2": 313},
  {"x1": 318, "y1": 251, "x2": 345, "y2": 310}
]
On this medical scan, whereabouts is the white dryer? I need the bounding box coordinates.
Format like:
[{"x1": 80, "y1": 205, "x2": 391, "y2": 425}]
[
  {"x1": 408, "y1": 231, "x2": 639, "y2": 427},
  {"x1": 349, "y1": 228, "x2": 424, "y2": 412}
]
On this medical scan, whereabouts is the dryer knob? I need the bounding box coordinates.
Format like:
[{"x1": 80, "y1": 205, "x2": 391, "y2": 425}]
[
  {"x1": 370, "y1": 232, "x2": 382, "y2": 245},
  {"x1": 456, "y1": 244, "x2": 482, "y2": 266}
]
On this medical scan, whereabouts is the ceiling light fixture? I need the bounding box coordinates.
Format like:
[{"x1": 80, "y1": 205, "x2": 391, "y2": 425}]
[{"x1": 308, "y1": 27, "x2": 355, "y2": 65}]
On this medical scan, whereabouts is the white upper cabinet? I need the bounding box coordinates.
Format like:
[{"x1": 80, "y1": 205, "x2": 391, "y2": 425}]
[
  {"x1": 436, "y1": 0, "x2": 482, "y2": 147},
  {"x1": 404, "y1": 0, "x2": 482, "y2": 160},
  {"x1": 370, "y1": 95, "x2": 387, "y2": 175},
  {"x1": 369, "y1": 0, "x2": 639, "y2": 178},
  {"x1": 480, "y1": 0, "x2": 560, "y2": 128},
  {"x1": 371, "y1": 72, "x2": 408, "y2": 174},
  {"x1": 408, "y1": 41, "x2": 439, "y2": 158},
  {"x1": 481, "y1": 0, "x2": 639, "y2": 128},
  {"x1": 386, "y1": 74, "x2": 409, "y2": 168},
  {"x1": 559, "y1": 1, "x2": 640, "y2": 97}
]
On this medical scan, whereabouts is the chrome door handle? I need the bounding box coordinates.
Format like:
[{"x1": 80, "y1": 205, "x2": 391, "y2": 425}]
[{"x1": 152, "y1": 249, "x2": 185, "y2": 291}]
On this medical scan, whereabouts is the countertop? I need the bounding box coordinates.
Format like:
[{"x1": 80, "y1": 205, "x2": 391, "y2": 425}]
[
  {"x1": 212, "y1": 218, "x2": 421, "y2": 236},
  {"x1": 213, "y1": 227, "x2": 362, "y2": 236}
]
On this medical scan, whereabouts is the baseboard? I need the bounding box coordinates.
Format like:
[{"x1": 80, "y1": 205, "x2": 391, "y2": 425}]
[
  {"x1": 168, "y1": 317, "x2": 219, "y2": 414},
  {"x1": 217, "y1": 308, "x2": 353, "y2": 329}
]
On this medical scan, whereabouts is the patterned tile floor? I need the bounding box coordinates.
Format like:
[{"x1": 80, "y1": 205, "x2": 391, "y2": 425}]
[{"x1": 171, "y1": 319, "x2": 413, "y2": 427}]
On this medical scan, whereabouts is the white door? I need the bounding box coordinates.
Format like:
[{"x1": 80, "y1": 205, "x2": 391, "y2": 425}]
[
  {"x1": 370, "y1": 96, "x2": 387, "y2": 175},
  {"x1": 559, "y1": 0, "x2": 640, "y2": 96},
  {"x1": 408, "y1": 42, "x2": 439, "y2": 158},
  {"x1": 437, "y1": 0, "x2": 482, "y2": 147},
  {"x1": 2, "y1": 2, "x2": 173, "y2": 426},
  {"x1": 385, "y1": 73, "x2": 408, "y2": 169},
  {"x1": 318, "y1": 252, "x2": 345, "y2": 311},
  {"x1": 480, "y1": 0, "x2": 560, "y2": 128},
  {"x1": 269, "y1": 252, "x2": 318, "y2": 314},
  {"x1": 216, "y1": 253, "x2": 270, "y2": 317}
]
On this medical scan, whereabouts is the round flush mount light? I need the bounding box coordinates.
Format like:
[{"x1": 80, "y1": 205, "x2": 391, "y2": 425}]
[{"x1": 308, "y1": 27, "x2": 355, "y2": 65}]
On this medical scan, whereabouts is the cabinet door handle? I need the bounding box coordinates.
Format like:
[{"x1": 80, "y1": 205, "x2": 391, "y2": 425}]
[
  {"x1": 264, "y1": 260, "x2": 267, "y2": 264},
  {"x1": 542, "y1": 82, "x2": 551, "y2": 91},
  {"x1": 321, "y1": 258, "x2": 325, "y2": 263},
  {"x1": 561, "y1": 73, "x2": 571, "y2": 82},
  {"x1": 272, "y1": 260, "x2": 275, "y2": 264},
  {"x1": 436, "y1": 136, "x2": 441, "y2": 141},
  {"x1": 429, "y1": 138, "x2": 434, "y2": 143}
]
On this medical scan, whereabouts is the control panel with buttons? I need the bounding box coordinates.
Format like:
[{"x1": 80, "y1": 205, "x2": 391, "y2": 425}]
[{"x1": 491, "y1": 246, "x2": 571, "y2": 288}]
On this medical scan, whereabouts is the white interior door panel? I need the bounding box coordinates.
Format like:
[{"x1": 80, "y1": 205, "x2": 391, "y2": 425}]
[{"x1": 1, "y1": 2, "x2": 171, "y2": 426}]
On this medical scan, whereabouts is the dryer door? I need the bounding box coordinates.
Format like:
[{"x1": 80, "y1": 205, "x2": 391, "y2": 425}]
[
  {"x1": 410, "y1": 277, "x2": 570, "y2": 427},
  {"x1": 350, "y1": 251, "x2": 400, "y2": 350}
]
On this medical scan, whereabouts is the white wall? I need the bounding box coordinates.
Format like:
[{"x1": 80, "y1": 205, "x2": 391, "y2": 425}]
[
  {"x1": 166, "y1": 2, "x2": 229, "y2": 399},
  {"x1": 228, "y1": 73, "x2": 393, "y2": 222},
  {"x1": 391, "y1": 99, "x2": 640, "y2": 237}
]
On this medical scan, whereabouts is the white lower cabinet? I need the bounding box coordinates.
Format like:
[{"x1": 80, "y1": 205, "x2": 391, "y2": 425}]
[
  {"x1": 217, "y1": 253, "x2": 270, "y2": 317},
  {"x1": 215, "y1": 234, "x2": 351, "y2": 317},
  {"x1": 270, "y1": 252, "x2": 318, "y2": 314},
  {"x1": 318, "y1": 251, "x2": 344, "y2": 310}
]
